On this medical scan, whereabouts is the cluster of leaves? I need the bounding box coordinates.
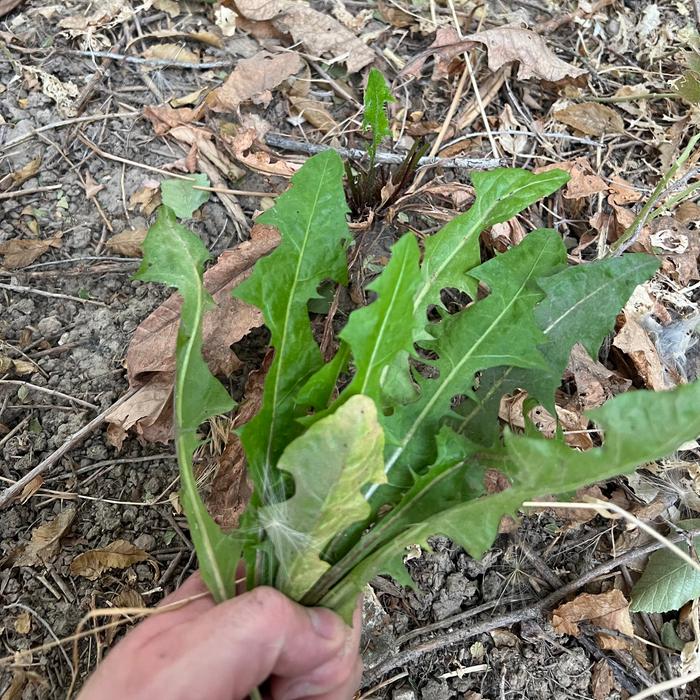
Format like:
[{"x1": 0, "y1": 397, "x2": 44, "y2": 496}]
[{"x1": 137, "y1": 77, "x2": 700, "y2": 620}]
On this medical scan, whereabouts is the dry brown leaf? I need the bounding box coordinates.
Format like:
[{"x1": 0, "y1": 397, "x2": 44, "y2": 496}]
[
  {"x1": 83, "y1": 172, "x2": 105, "y2": 199},
  {"x1": 0, "y1": 356, "x2": 34, "y2": 376},
  {"x1": 14, "y1": 509, "x2": 75, "y2": 567},
  {"x1": 552, "y1": 590, "x2": 634, "y2": 649},
  {"x1": 206, "y1": 51, "x2": 303, "y2": 112},
  {"x1": 59, "y1": 0, "x2": 131, "y2": 31},
  {"x1": 676, "y1": 200, "x2": 700, "y2": 224},
  {"x1": 591, "y1": 659, "x2": 616, "y2": 700},
  {"x1": 142, "y1": 43, "x2": 199, "y2": 64},
  {"x1": 222, "y1": 127, "x2": 299, "y2": 177},
  {"x1": 377, "y1": 0, "x2": 413, "y2": 28},
  {"x1": 128, "y1": 180, "x2": 162, "y2": 215},
  {"x1": 105, "y1": 228, "x2": 147, "y2": 257},
  {"x1": 11, "y1": 156, "x2": 42, "y2": 187},
  {"x1": 19, "y1": 475, "x2": 43, "y2": 503},
  {"x1": 536, "y1": 158, "x2": 607, "y2": 200},
  {"x1": 554, "y1": 102, "x2": 625, "y2": 136},
  {"x1": 70, "y1": 540, "x2": 149, "y2": 580},
  {"x1": 0, "y1": 0, "x2": 24, "y2": 18},
  {"x1": 289, "y1": 96, "x2": 338, "y2": 133},
  {"x1": 0, "y1": 234, "x2": 62, "y2": 269},
  {"x1": 215, "y1": 4, "x2": 237, "y2": 36},
  {"x1": 233, "y1": 0, "x2": 374, "y2": 73},
  {"x1": 567, "y1": 343, "x2": 632, "y2": 410},
  {"x1": 13, "y1": 611, "x2": 31, "y2": 635},
  {"x1": 649, "y1": 216, "x2": 700, "y2": 285},
  {"x1": 613, "y1": 311, "x2": 670, "y2": 390},
  {"x1": 608, "y1": 175, "x2": 642, "y2": 205},
  {"x1": 409, "y1": 26, "x2": 586, "y2": 83},
  {"x1": 152, "y1": 0, "x2": 180, "y2": 17},
  {"x1": 143, "y1": 104, "x2": 204, "y2": 134},
  {"x1": 208, "y1": 353, "x2": 270, "y2": 528},
  {"x1": 105, "y1": 225, "x2": 279, "y2": 446}
]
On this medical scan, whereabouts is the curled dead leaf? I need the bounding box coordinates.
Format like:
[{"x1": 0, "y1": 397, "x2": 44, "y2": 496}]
[
  {"x1": 0, "y1": 0, "x2": 24, "y2": 18},
  {"x1": 143, "y1": 104, "x2": 204, "y2": 135},
  {"x1": 289, "y1": 96, "x2": 338, "y2": 133},
  {"x1": 105, "y1": 225, "x2": 279, "y2": 446},
  {"x1": 554, "y1": 102, "x2": 625, "y2": 137},
  {"x1": 13, "y1": 611, "x2": 31, "y2": 635},
  {"x1": 206, "y1": 51, "x2": 303, "y2": 113},
  {"x1": 552, "y1": 590, "x2": 634, "y2": 650},
  {"x1": 14, "y1": 509, "x2": 75, "y2": 567},
  {"x1": 70, "y1": 540, "x2": 150, "y2": 580},
  {"x1": 0, "y1": 234, "x2": 62, "y2": 269},
  {"x1": 222, "y1": 127, "x2": 299, "y2": 177}
]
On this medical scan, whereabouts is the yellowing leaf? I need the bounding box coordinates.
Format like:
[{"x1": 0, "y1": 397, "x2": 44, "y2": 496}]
[
  {"x1": 69, "y1": 540, "x2": 150, "y2": 580},
  {"x1": 261, "y1": 395, "x2": 385, "y2": 600},
  {"x1": 13, "y1": 611, "x2": 31, "y2": 635},
  {"x1": 14, "y1": 509, "x2": 75, "y2": 567}
]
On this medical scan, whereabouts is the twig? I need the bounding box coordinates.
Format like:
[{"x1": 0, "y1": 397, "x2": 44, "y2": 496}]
[
  {"x1": 629, "y1": 672, "x2": 700, "y2": 700},
  {"x1": 263, "y1": 133, "x2": 503, "y2": 170},
  {"x1": 0, "y1": 381, "x2": 99, "y2": 411},
  {"x1": 0, "y1": 281, "x2": 107, "y2": 306},
  {"x1": 363, "y1": 527, "x2": 700, "y2": 684},
  {"x1": 0, "y1": 388, "x2": 137, "y2": 509},
  {"x1": 0, "y1": 185, "x2": 62, "y2": 200},
  {"x1": 63, "y1": 50, "x2": 234, "y2": 70},
  {"x1": 0, "y1": 111, "x2": 139, "y2": 153},
  {"x1": 0, "y1": 415, "x2": 31, "y2": 450}
]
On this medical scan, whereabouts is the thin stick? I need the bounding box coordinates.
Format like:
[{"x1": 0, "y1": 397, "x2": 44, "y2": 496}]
[
  {"x1": 0, "y1": 185, "x2": 62, "y2": 200},
  {"x1": 524, "y1": 500, "x2": 700, "y2": 576},
  {"x1": 0, "y1": 281, "x2": 107, "y2": 306},
  {"x1": 628, "y1": 672, "x2": 700, "y2": 700},
  {"x1": 192, "y1": 185, "x2": 276, "y2": 198},
  {"x1": 0, "y1": 388, "x2": 137, "y2": 508},
  {"x1": 0, "y1": 381, "x2": 99, "y2": 411},
  {"x1": 0, "y1": 415, "x2": 31, "y2": 449},
  {"x1": 64, "y1": 49, "x2": 234, "y2": 70},
  {"x1": 263, "y1": 132, "x2": 502, "y2": 170},
  {"x1": 0, "y1": 111, "x2": 139, "y2": 152},
  {"x1": 363, "y1": 526, "x2": 700, "y2": 684}
]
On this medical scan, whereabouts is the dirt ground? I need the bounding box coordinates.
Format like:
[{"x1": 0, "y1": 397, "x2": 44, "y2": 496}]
[{"x1": 2, "y1": 0, "x2": 700, "y2": 698}]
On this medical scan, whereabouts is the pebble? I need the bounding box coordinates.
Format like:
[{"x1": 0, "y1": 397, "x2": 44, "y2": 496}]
[
  {"x1": 37, "y1": 315, "x2": 64, "y2": 337},
  {"x1": 134, "y1": 533, "x2": 156, "y2": 551}
]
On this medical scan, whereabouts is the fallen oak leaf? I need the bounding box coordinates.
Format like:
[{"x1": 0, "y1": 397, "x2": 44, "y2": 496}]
[
  {"x1": 536, "y1": 158, "x2": 606, "y2": 200},
  {"x1": 289, "y1": 96, "x2": 338, "y2": 133},
  {"x1": 205, "y1": 50, "x2": 303, "y2": 113},
  {"x1": 143, "y1": 104, "x2": 205, "y2": 135},
  {"x1": 404, "y1": 25, "x2": 587, "y2": 84},
  {"x1": 141, "y1": 43, "x2": 199, "y2": 64},
  {"x1": 0, "y1": 233, "x2": 62, "y2": 269},
  {"x1": 69, "y1": 539, "x2": 150, "y2": 580},
  {"x1": 105, "y1": 224, "x2": 280, "y2": 446},
  {"x1": 13, "y1": 508, "x2": 75, "y2": 567}
]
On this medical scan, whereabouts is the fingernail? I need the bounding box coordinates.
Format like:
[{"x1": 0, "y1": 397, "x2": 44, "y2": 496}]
[
  {"x1": 283, "y1": 680, "x2": 318, "y2": 700},
  {"x1": 307, "y1": 607, "x2": 343, "y2": 641}
]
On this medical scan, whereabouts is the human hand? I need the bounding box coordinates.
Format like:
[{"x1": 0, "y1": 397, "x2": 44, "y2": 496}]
[{"x1": 78, "y1": 573, "x2": 363, "y2": 700}]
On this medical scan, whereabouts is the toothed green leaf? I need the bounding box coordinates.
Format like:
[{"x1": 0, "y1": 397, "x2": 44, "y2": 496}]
[
  {"x1": 323, "y1": 380, "x2": 700, "y2": 619},
  {"x1": 363, "y1": 68, "x2": 395, "y2": 161},
  {"x1": 457, "y1": 253, "x2": 660, "y2": 444},
  {"x1": 235, "y1": 151, "x2": 350, "y2": 500},
  {"x1": 382, "y1": 228, "x2": 566, "y2": 489},
  {"x1": 136, "y1": 206, "x2": 239, "y2": 602}
]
